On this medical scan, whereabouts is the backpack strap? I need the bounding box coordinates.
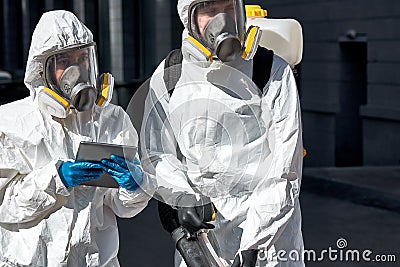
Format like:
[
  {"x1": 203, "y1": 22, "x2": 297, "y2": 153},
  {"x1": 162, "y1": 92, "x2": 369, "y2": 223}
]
[
  {"x1": 162, "y1": 48, "x2": 184, "y2": 160},
  {"x1": 252, "y1": 46, "x2": 274, "y2": 90},
  {"x1": 163, "y1": 48, "x2": 183, "y2": 96}
]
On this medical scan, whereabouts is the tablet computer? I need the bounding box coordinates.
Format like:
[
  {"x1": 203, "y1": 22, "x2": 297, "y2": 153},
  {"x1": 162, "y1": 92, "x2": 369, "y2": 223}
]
[{"x1": 76, "y1": 141, "x2": 137, "y2": 188}]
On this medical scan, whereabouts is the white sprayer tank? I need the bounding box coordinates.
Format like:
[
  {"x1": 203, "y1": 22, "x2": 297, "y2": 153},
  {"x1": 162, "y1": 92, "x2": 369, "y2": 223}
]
[{"x1": 246, "y1": 5, "x2": 303, "y2": 66}]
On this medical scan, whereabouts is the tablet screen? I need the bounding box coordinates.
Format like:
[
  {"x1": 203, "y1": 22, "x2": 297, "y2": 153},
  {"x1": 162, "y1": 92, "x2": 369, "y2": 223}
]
[{"x1": 76, "y1": 141, "x2": 137, "y2": 187}]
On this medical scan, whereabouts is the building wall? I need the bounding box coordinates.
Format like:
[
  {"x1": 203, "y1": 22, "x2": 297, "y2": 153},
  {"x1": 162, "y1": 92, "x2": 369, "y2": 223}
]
[{"x1": 255, "y1": 0, "x2": 400, "y2": 167}]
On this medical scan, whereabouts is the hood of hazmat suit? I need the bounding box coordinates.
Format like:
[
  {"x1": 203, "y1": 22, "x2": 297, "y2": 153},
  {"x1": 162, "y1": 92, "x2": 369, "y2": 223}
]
[{"x1": 0, "y1": 10, "x2": 152, "y2": 266}]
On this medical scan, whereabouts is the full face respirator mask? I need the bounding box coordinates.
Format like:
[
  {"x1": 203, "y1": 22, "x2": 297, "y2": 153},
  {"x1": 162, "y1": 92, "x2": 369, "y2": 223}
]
[
  {"x1": 38, "y1": 43, "x2": 114, "y2": 118},
  {"x1": 203, "y1": 12, "x2": 242, "y2": 62},
  {"x1": 182, "y1": 0, "x2": 261, "y2": 63}
]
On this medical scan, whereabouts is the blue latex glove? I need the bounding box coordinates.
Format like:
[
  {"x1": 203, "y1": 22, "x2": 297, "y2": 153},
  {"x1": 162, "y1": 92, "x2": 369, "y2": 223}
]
[
  {"x1": 58, "y1": 161, "x2": 103, "y2": 187},
  {"x1": 101, "y1": 155, "x2": 143, "y2": 191}
]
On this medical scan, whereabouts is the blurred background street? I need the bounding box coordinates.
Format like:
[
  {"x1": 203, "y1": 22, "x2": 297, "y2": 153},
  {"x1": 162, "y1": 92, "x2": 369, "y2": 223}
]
[{"x1": 301, "y1": 191, "x2": 400, "y2": 267}]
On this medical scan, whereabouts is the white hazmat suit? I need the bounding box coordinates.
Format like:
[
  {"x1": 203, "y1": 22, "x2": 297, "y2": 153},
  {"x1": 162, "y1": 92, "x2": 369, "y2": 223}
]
[
  {"x1": 141, "y1": 1, "x2": 304, "y2": 266},
  {"x1": 0, "y1": 10, "x2": 151, "y2": 266}
]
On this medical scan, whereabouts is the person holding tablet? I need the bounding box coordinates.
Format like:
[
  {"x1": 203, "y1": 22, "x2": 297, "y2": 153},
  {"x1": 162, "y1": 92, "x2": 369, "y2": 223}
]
[{"x1": 0, "y1": 10, "x2": 151, "y2": 266}]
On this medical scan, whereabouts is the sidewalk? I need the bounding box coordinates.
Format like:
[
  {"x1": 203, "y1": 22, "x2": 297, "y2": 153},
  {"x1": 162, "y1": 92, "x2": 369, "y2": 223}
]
[{"x1": 301, "y1": 166, "x2": 400, "y2": 213}]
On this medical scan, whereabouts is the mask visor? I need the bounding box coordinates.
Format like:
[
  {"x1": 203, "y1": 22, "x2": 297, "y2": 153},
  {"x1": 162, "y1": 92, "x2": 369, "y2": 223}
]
[
  {"x1": 44, "y1": 43, "x2": 98, "y2": 99},
  {"x1": 188, "y1": 0, "x2": 246, "y2": 57}
]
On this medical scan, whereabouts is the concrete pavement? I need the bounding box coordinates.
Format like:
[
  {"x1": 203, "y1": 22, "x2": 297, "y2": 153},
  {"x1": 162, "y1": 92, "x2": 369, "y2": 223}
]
[{"x1": 302, "y1": 166, "x2": 400, "y2": 213}]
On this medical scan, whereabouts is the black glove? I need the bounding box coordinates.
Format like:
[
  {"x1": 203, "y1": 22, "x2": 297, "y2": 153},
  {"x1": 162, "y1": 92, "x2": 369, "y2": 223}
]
[
  {"x1": 231, "y1": 249, "x2": 259, "y2": 267},
  {"x1": 176, "y1": 194, "x2": 215, "y2": 234},
  {"x1": 158, "y1": 201, "x2": 180, "y2": 234}
]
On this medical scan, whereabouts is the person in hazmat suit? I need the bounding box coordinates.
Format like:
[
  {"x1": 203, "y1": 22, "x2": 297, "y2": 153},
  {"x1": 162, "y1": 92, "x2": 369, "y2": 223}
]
[
  {"x1": 139, "y1": 0, "x2": 304, "y2": 266},
  {"x1": 0, "y1": 10, "x2": 152, "y2": 266}
]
